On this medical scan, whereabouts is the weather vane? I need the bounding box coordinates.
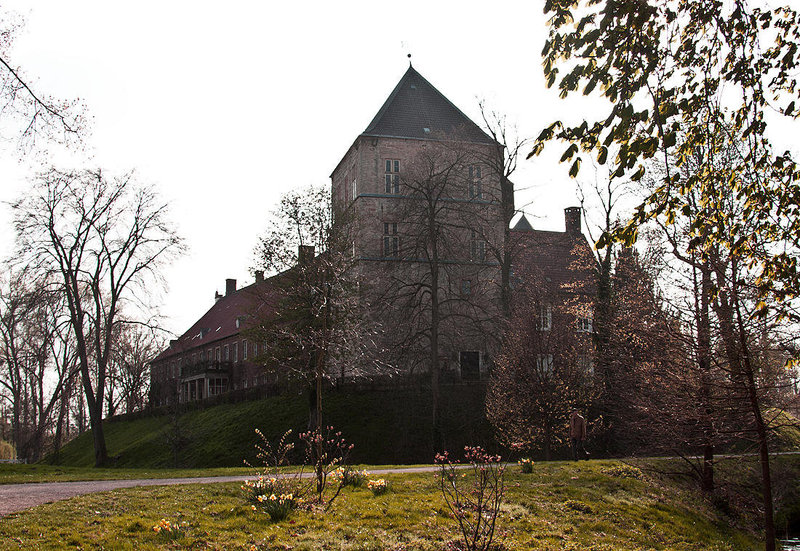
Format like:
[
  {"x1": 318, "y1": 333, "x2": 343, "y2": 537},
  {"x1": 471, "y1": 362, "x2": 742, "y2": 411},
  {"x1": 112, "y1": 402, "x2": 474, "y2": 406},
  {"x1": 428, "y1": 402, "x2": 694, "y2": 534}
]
[{"x1": 401, "y1": 41, "x2": 412, "y2": 67}]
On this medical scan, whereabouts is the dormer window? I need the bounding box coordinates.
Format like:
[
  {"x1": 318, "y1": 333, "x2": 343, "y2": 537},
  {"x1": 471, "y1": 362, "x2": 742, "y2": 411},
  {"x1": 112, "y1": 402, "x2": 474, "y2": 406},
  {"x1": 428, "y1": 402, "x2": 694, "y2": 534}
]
[{"x1": 385, "y1": 160, "x2": 400, "y2": 194}]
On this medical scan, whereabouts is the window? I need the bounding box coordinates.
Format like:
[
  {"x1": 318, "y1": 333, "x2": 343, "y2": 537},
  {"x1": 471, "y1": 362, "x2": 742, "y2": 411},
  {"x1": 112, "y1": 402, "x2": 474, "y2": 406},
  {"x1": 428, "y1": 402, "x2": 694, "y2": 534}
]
[
  {"x1": 539, "y1": 304, "x2": 553, "y2": 331},
  {"x1": 233, "y1": 342, "x2": 239, "y2": 363},
  {"x1": 253, "y1": 342, "x2": 258, "y2": 357},
  {"x1": 576, "y1": 316, "x2": 593, "y2": 333},
  {"x1": 461, "y1": 279, "x2": 472, "y2": 295},
  {"x1": 352, "y1": 178, "x2": 357, "y2": 200},
  {"x1": 536, "y1": 354, "x2": 554, "y2": 373},
  {"x1": 223, "y1": 344, "x2": 230, "y2": 361},
  {"x1": 243, "y1": 340, "x2": 248, "y2": 360},
  {"x1": 209, "y1": 378, "x2": 227, "y2": 396},
  {"x1": 460, "y1": 351, "x2": 480, "y2": 381},
  {"x1": 385, "y1": 159, "x2": 400, "y2": 194},
  {"x1": 207, "y1": 349, "x2": 212, "y2": 362},
  {"x1": 215, "y1": 347, "x2": 220, "y2": 361},
  {"x1": 383, "y1": 222, "x2": 399, "y2": 258},
  {"x1": 470, "y1": 230, "x2": 486, "y2": 262},
  {"x1": 577, "y1": 355, "x2": 594, "y2": 375},
  {"x1": 469, "y1": 165, "x2": 483, "y2": 199}
]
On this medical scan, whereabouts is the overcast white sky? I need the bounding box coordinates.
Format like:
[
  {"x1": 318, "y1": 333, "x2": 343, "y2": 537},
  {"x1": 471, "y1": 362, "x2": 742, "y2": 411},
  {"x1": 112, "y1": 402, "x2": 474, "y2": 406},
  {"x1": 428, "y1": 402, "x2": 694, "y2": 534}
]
[{"x1": 0, "y1": 1, "x2": 619, "y2": 335}]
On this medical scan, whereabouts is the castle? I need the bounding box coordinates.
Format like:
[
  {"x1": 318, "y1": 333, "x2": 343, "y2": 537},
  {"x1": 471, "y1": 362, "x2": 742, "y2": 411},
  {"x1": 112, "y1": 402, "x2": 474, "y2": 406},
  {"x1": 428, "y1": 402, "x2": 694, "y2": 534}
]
[{"x1": 150, "y1": 65, "x2": 596, "y2": 405}]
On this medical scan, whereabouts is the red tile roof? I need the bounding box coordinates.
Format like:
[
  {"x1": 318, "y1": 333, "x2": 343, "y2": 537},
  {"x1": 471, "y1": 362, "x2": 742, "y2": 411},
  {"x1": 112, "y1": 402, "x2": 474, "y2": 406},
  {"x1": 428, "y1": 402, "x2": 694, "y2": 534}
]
[
  {"x1": 512, "y1": 222, "x2": 597, "y2": 296},
  {"x1": 153, "y1": 279, "x2": 276, "y2": 363}
]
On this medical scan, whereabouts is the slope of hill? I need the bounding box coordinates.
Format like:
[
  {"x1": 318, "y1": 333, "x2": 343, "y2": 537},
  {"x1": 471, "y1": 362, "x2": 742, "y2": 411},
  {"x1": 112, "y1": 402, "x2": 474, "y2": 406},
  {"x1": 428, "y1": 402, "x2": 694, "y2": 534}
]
[{"x1": 54, "y1": 385, "x2": 492, "y2": 468}]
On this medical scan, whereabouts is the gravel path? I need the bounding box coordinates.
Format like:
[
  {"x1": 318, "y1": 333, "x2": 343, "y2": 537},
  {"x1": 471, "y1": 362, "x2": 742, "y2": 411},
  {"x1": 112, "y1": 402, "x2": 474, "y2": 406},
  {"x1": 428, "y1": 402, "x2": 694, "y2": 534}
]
[{"x1": 0, "y1": 466, "x2": 440, "y2": 517}]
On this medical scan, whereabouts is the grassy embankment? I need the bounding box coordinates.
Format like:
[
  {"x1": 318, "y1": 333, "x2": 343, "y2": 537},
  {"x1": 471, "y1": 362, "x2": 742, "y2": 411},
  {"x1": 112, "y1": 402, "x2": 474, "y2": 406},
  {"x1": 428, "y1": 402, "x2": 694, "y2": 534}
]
[
  {"x1": 51, "y1": 385, "x2": 493, "y2": 468},
  {"x1": 0, "y1": 458, "x2": 774, "y2": 550}
]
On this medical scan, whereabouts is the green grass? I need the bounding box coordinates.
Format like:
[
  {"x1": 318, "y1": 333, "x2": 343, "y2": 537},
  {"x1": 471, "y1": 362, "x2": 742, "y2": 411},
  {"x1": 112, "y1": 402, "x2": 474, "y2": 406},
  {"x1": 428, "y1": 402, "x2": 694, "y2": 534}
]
[
  {"x1": 53, "y1": 385, "x2": 492, "y2": 468},
  {"x1": 0, "y1": 464, "x2": 252, "y2": 485},
  {"x1": 0, "y1": 459, "x2": 765, "y2": 550}
]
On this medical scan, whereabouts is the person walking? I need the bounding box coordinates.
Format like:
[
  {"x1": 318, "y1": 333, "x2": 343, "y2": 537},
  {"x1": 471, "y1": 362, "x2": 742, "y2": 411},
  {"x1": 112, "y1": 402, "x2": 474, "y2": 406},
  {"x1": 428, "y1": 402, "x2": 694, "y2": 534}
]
[{"x1": 570, "y1": 409, "x2": 587, "y2": 461}]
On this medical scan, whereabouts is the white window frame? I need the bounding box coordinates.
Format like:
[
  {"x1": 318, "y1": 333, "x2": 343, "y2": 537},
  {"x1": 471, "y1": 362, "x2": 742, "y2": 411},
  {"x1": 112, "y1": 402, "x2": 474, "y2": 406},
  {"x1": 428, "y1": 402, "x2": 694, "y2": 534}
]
[{"x1": 576, "y1": 316, "x2": 593, "y2": 333}]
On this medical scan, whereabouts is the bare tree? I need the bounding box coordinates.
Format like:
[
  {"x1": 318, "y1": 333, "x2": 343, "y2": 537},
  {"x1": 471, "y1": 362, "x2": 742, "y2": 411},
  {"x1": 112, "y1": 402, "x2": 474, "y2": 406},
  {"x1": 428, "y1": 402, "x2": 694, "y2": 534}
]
[
  {"x1": 487, "y1": 263, "x2": 598, "y2": 460},
  {"x1": 477, "y1": 102, "x2": 529, "y2": 319},
  {"x1": 108, "y1": 323, "x2": 161, "y2": 415},
  {"x1": 0, "y1": 11, "x2": 86, "y2": 150},
  {"x1": 251, "y1": 184, "x2": 384, "y2": 493},
  {"x1": 10, "y1": 168, "x2": 184, "y2": 466},
  {"x1": 251, "y1": 184, "x2": 381, "y2": 430},
  {"x1": 0, "y1": 267, "x2": 76, "y2": 462},
  {"x1": 372, "y1": 137, "x2": 503, "y2": 452}
]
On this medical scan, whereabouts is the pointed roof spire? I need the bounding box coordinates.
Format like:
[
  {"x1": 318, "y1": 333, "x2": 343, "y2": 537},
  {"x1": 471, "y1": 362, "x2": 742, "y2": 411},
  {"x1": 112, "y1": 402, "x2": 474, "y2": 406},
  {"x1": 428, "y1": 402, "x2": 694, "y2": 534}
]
[
  {"x1": 512, "y1": 214, "x2": 535, "y2": 231},
  {"x1": 362, "y1": 66, "x2": 496, "y2": 145},
  {"x1": 408, "y1": 53, "x2": 412, "y2": 67}
]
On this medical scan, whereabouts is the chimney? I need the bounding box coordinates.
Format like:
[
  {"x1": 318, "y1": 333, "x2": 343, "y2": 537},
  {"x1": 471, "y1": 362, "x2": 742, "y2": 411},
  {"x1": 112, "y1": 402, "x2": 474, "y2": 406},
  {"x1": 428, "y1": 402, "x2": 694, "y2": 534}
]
[
  {"x1": 564, "y1": 207, "x2": 582, "y2": 235},
  {"x1": 214, "y1": 290, "x2": 223, "y2": 303},
  {"x1": 169, "y1": 339, "x2": 178, "y2": 348},
  {"x1": 254, "y1": 270, "x2": 264, "y2": 284},
  {"x1": 225, "y1": 278, "x2": 237, "y2": 296},
  {"x1": 298, "y1": 245, "x2": 315, "y2": 265}
]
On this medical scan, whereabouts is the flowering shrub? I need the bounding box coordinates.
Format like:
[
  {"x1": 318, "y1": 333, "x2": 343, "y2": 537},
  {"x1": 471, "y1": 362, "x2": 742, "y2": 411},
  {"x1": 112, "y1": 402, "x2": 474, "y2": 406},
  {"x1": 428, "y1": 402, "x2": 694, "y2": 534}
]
[
  {"x1": 151, "y1": 518, "x2": 187, "y2": 540},
  {"x1": 330, "y1": 467, "x2": 370, "y2": 488},
  {"x1": 299, "y1": 426, "x2": 355, "y2": 508},
  {"x1": 367, "y1": 478, "x2": 389, "y2": 496},
  {"x1": 436, "y1": 446, "x2": 505, "y2": 551},
  {"x1": 518, "y1": 458, "x2": 534, "y2": 473},
  {"x1": 255, "y1": 492, "x2": 303, "y2": 521},
  {"x1": 243, "y1": 426, "x2": 355, "y2": 517},
  {"x1": 242, "y1": 476, "x2": 282, "y2": 505}
]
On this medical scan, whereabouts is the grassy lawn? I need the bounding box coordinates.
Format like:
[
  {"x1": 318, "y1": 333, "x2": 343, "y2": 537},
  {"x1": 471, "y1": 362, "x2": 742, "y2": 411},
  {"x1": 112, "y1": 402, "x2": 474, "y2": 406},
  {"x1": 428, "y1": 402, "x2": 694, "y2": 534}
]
[
  {"x1": 0, "y1": 459, "x2": 764, "y2": 550},
  {"x1": 0, "y1": 464, "x2": 254, "y2": 485}
]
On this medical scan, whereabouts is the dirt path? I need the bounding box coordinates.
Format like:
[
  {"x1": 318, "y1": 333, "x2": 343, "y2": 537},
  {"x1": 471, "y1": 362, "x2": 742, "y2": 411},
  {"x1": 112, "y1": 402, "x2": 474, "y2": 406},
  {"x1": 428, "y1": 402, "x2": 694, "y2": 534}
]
[{"x1": 0, "y1": 466, "x2": 440, "y2": 517}]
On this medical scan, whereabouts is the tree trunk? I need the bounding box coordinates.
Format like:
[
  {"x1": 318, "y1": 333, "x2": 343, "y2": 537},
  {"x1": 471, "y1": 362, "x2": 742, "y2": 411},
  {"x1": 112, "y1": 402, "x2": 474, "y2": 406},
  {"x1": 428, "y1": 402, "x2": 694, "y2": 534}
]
[
  {"x1": 698, "y1": 264, "x2": 714, "y2": 492},
  {"x1": 430, "y1": 241, "x2": 442, "y2": 454},
  {"x1": 500, "y1": 175, "x2": 514, "y2": 320},
  {"x1": 543, "y1": 422, "x2": 552, "y2": 461},
  {"x1": 712, "y1": 273, "x2": 776, "y2": 551}
]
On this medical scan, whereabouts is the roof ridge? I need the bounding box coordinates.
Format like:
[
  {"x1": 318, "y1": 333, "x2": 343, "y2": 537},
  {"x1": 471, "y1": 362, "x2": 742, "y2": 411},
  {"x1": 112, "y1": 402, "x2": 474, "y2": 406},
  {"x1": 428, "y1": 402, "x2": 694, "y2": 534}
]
[{"x1": 362, "y1": 66, "x2": 497, "y2": 145}]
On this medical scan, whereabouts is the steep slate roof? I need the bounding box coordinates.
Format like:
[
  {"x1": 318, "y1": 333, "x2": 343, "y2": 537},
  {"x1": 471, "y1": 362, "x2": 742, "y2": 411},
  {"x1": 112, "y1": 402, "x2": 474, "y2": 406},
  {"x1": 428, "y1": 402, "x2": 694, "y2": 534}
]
[
  {"x1": 362, "y1": 65, "x2": 496, "y2": 145},
  {"x1": 153, "y1": 281, "x2": 276, "y2": 363},
  {"x1": 512, "y1": 214, "x2": 535, "y2": 232}
]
